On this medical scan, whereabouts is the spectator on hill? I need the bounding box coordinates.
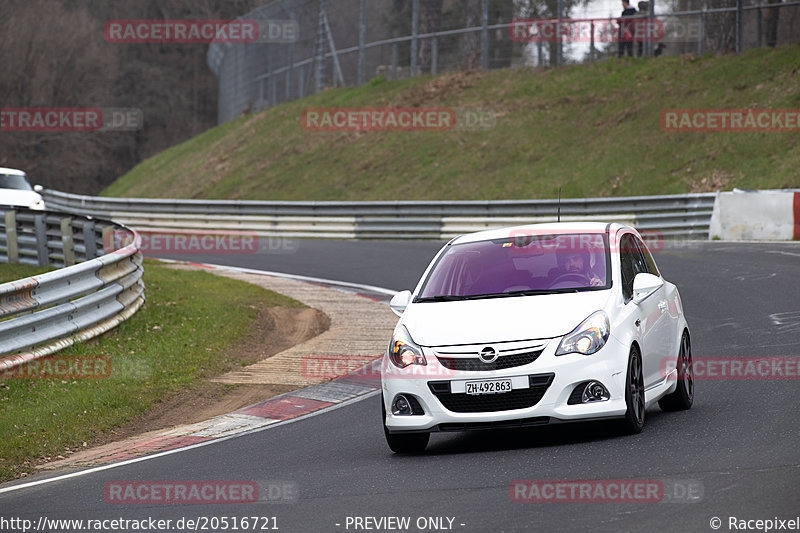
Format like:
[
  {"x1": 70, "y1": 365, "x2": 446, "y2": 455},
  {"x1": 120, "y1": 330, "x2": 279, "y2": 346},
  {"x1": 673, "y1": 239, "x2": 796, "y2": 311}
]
[
  {"x1": 618, "y1": 0, "x2": 637, "y2": 58},
  {"x1": 637, "y1": 1, "x2": 650, "y2": 56}
]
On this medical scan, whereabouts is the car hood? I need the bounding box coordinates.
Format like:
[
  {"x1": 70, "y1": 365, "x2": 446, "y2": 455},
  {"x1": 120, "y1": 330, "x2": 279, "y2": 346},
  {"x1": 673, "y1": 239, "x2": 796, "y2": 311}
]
[
  {"x1": 0, "y1": 189, "x2": 42, "y2": 208},
  {"x1": 403, "y1": 290, "x2": 612, "y2": 347}
]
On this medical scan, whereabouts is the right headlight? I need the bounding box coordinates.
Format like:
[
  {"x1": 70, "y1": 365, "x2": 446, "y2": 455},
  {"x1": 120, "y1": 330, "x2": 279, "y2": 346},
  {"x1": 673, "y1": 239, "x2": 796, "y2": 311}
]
[
  {"x1": 388, "y1": 325, "x2": 426, "y2": 368},
  {"x1": 555, "y1": 311, "x2": 610, "y2": 356}
]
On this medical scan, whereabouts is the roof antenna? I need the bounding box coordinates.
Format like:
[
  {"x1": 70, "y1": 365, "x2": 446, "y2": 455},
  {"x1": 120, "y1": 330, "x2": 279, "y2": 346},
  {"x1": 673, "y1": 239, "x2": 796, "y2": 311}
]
[{"x1": 557, "y1": 187, "x2": 562, "y2": 223}]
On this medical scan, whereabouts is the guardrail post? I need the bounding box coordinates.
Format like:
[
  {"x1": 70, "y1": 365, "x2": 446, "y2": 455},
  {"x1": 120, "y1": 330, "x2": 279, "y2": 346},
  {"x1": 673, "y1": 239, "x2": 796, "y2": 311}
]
[
  {"x1": 34, "y1": 213, "x2": 48, "y2": 266},
  {"x1": 4, "y1": 211, "x2": 19, "y2": 264},
  {"x1": 60, "y1": 218, "x2": 75, "y2": 267},
  {"x1": 82, "y1": 219, "x2": 97, "y2": 260},
  {"x1": 101, "y1": 226, "x2": 114, "y2": 255}
]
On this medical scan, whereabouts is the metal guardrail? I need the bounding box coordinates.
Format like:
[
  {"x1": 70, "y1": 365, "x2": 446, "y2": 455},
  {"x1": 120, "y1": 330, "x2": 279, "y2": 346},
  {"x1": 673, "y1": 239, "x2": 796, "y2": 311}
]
[
  {"x1": 42, "y1": 189, "x2": 717, "y2": 240},
  {"x1": 0, "y1": 206, "x2": 145, "y2": 367}
]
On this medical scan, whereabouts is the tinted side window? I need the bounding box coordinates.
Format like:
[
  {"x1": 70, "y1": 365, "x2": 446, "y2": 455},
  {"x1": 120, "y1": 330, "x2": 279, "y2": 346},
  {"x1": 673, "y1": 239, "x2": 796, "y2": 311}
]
[
  {"x1": 636, "y1": 237, "x2": 661, "y2": 276},
  {"x1": 620, "y1": 234, "x2": 637, "y2": 302},
  {"x1": 630, "y1": 239, "x2": 648, "y2": 277}
]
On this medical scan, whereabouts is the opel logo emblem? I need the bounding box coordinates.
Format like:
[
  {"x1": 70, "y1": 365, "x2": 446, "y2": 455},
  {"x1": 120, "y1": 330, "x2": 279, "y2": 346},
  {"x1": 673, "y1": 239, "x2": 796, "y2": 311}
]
[{"x1": 479, "y1": 346, "x2": 498, "y2": 363}]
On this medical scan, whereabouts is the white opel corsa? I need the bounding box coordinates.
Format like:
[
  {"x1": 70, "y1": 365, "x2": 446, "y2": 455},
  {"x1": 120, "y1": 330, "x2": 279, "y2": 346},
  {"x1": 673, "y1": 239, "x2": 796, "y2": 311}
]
[
  {"x1": 0, "y1": 168, "x2": 45, "y2": 210},
  {"x1": 381, "y1": 222, "x2": 693, "y2": 453}
]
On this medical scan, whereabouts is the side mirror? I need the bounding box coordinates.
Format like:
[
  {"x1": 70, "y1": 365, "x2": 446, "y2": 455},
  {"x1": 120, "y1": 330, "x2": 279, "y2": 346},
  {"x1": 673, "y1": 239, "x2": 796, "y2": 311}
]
[
  {"x1": 389, "y1": 290, "x2": 413, "y2": 317},
  {"x1": 33, "y1": 184, "x2": 43, "y2": 193},
  {"x1": 632, "y1": 273, "x2": 663, "y2": 304}
]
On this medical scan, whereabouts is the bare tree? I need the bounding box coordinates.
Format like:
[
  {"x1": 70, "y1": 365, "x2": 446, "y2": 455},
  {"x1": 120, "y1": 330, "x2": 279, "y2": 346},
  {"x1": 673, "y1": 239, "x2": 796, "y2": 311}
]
[
  {"x1": 763, "y1": 0, "x2": 782, "y2": 47},
  {"x1": 460, "y1": 0, "x2": 483, "y2": 68},
  {"x1": 0, "y1": 0, "x2": 260, "y2": 193},
  {"x1": 419, "y1": 0, "x2": 445, "y2": 71},
  {"x1": 704, "y1": 0, "x2": 737, "y2": 53}
]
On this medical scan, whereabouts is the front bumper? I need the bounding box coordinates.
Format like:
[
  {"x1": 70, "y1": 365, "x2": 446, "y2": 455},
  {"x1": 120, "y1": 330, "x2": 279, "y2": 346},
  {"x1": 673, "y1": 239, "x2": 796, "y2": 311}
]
[{"x1": 382, "y1": 334, "x2": 631, "y2": 433}]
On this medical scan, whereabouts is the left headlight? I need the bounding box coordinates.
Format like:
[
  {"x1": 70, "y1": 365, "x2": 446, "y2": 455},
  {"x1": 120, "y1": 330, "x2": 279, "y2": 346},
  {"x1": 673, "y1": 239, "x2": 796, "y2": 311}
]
[
  {"x1": 388, "y1": 325, "x2": 426, "y2": 368},
  {"x1": 555, "y1": 311, "x2": 610, "y2": 356}
]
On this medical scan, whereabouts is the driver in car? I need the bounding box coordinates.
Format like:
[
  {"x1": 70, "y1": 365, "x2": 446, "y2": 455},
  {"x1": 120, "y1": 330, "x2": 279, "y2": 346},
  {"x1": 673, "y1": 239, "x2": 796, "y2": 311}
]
[{"x1": 550, "y1": 251, "x2": 603, "y2": 287}]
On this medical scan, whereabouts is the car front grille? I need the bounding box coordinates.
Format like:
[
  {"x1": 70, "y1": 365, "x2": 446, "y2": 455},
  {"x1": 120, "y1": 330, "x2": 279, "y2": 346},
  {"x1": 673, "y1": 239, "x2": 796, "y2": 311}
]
[
  {"x1": 435, "y1": 349, "x2": 543, "y2": 372},
  {"x1": 436, "y1": 417, "x2": 550, "y2": 432},
  {"x1": 428, "y1": 374, "x2": 554, "y2": 413}
]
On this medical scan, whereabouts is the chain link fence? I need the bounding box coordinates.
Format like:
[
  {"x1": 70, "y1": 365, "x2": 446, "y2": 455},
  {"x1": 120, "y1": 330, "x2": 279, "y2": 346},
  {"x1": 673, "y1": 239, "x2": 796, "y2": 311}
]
[{"x1": 207, "y1": 0, "x2": 800, "y2": 123}]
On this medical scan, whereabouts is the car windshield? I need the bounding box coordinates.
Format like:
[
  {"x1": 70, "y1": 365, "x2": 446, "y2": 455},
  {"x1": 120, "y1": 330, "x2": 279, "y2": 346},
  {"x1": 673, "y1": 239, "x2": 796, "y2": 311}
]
[
  {"x1": 0, "y1": 174, "x2": 33, "y2": 191},
  {"x1": 417, "y1": 232, "x2": 610, "y2": 301}
]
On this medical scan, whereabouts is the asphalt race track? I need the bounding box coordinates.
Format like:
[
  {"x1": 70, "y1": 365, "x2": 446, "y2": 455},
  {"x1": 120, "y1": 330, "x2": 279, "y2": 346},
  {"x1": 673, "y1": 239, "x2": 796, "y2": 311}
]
[{"x1": 2, "y1": 240, "x2": 799, "y2": 533}]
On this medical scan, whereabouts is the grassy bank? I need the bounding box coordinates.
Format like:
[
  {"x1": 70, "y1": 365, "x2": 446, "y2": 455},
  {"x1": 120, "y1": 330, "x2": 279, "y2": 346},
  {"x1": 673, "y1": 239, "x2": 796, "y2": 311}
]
[
  {"x1": 0, "y1": 264, "x2": 53, "y2": 283},
  {"x1": 0, "y1": 260, "x2": 304, "y2": 481},
  {"x1": 103, "y1": 45, "x2": 800, "y2": 201}
]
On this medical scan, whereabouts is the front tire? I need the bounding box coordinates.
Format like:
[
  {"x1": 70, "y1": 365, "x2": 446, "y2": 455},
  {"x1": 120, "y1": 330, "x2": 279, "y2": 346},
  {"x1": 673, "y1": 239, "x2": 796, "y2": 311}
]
[
  {"x1": 382, "y1": 399, "x2": 429, "y2": 453},
  {"x1": 619, "y1": 346, "x2": 645, "y2": 435},
  {"x1": 659, "y1": 331, "x2": 694, "y2": 412}
]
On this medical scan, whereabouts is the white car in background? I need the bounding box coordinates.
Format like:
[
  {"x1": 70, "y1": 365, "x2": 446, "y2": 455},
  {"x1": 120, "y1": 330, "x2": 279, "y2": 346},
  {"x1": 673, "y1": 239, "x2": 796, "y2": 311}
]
[
  {"x1": 381, "y1": 222, "x2": 693, "y2": 453},
  {"x1": 0, "y1": 167, "x2": 45, "y2": 210}
]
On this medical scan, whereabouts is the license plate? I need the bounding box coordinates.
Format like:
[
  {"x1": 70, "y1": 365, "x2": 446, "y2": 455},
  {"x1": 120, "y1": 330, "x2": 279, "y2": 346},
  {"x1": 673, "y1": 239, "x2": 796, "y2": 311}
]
[{"x1": 465, "y1": 379, "x2": 513, "y2": 396}]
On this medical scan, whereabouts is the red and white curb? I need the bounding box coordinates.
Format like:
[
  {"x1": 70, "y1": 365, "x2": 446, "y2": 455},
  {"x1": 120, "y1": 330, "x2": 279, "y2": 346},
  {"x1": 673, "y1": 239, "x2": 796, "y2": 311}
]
[
  {"x1": 77, "y1": 365, "x2": 382, "y2": 466},
  {"x1": 0, "y1": 266, "x2": 392, "y2": 494},
  {"x1": 0, "y1": 364, "x2": 384, "y2": 495}
]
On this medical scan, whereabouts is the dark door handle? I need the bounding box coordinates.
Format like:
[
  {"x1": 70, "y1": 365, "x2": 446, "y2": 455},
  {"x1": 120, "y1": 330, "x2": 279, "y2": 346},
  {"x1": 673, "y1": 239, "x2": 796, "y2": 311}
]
[{"x1": 635, "y1": 319, "x2": 641, "y2": 327}]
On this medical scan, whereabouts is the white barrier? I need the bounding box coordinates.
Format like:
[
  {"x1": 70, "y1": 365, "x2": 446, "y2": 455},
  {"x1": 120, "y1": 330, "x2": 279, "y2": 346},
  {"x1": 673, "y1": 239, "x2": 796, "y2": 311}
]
[{"x1": 709, "y1": 190, "x2": 800, "y2": 240}]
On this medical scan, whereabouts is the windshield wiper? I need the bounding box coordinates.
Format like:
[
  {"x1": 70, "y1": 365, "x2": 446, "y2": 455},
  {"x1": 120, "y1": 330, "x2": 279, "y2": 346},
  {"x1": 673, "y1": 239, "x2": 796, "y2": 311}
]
[
  {"x1": 414, "y1": 295, "x2": 468, "y2": 303},
  {"x1": 503, "y1": 289, "x2": 563, "y2": 296},
  {"x1": 416, "y1": 290, "x2": 564, "y2": 303},
  {"x1": 463, "y1": 289, "x2": 562, "y2": 300}
]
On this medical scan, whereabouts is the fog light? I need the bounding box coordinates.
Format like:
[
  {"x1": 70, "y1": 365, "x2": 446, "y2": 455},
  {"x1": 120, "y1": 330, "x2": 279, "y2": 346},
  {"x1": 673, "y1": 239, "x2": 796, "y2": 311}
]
[
  {"x1": 582, "y1": 381, "x2": 610, "y2": 403},
  {"x1": 392, "y1": 395, "x2": 412, "y2": 415}
]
